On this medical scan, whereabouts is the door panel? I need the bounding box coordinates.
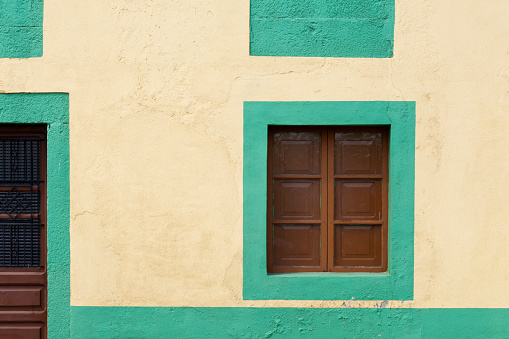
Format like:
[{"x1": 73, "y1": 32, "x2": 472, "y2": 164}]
[{"x1": 0, "y1": 323, "x2": 43, "y2": 339}]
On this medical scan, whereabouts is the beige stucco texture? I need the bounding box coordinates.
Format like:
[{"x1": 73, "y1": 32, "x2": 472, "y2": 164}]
[{"x1": 1, "y1": 0, "x2": 509, "y2": 308}]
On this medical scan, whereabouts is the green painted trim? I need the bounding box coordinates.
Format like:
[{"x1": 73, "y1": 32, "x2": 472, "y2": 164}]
[
  {"x1": 243, "y1": 101, "x2": 415, "y2": 300},
  {"x1": 0, "y1": 93, "x2": 70, "y2": 338},
  {"x1": 250, "y1": 0, "x2": 394, "y2": 58},
  {"x1": 0, "y1": 0, "x2": 44, "y2": 58},
  {"x1": 70, "y1": 306, "x2": 509, "y2": 338}
]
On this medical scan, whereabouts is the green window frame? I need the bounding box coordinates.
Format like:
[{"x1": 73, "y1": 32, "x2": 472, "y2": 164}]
[
  {"x1": 0, "y1": 93, "x2": 70, "y2": 337},
  {"x1": 243, "y1": 101, "x2": 415, "y2": 300}
]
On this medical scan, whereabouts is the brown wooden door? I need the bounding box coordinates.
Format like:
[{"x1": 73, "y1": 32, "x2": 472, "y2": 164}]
[{"x1": 0, "y1": 125, "x2": 47, "y2": 339}]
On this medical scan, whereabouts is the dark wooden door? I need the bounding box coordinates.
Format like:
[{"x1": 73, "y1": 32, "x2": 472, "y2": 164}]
[{"x1": 0, "y1": 125, "x2": 47, "y2": 339}]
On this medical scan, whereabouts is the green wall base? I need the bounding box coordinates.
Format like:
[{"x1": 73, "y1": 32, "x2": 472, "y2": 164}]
[{"x1": 71, "y1": 307, "x2": 509, "y2": 338}]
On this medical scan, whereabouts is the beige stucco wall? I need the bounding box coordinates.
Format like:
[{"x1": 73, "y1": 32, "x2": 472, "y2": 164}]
[{"x1": 1, "y1": 0, "x2": 509, "y2": 308}]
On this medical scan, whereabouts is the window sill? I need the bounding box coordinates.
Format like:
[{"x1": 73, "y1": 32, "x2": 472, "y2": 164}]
[{"x1": 267, "y1": 271, "x2": 391, "y2": 278}]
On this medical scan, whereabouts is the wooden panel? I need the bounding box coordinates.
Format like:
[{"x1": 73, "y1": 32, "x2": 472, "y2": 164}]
[
  {"x1": 273, "y1": 180, "x2": 320, "y2": 221},
  {"x1": 0, "y1": 287, "x2": 42, "y2": 307},
  {"x1": 334, "y1": 132, "x2": 382, "y2": 175},
  {"x1": 329, "y1": 126, "x2": 388, "y2": 273},
  {"x1": 335, "y1": 180, "x2": 381, "y2": 221},
  {"x1": 273, "y1": 132, "x2": 321, "y2": 175},
  {"x1": 273, "y1": 225, "x2": 321, "y2": 267},
  {"x1": 0, "y1": 270, "x2": 45, "y2": 285},
  {"x1": 0, "y1": 312, "x2": 45, "y2": 323},
  {"x1": 0, "y1": 323, "x2": 42, "y2": 339},
  {"x1": 334, "y1": 225, "x2": 382, "y2": 267}
]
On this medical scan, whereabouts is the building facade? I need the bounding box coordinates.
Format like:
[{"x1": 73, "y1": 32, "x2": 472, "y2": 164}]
[{"x1": 0, "y1": 0, "x2": 508, "y2": 337}]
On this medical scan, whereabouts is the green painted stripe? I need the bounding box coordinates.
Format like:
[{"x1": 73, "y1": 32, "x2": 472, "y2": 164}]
[
  {"x1": 0, "y1": 93, "x2": 70, "y2": 338},
  {"x1": 71, "y1": 306, "x2": 509, "y2": 338},
  {"x1": 0, "y1": 0, "x2": 44, "y2": 58},
  {"x1": 250, "y1": 0, "x2": 394, "y2": 58}
]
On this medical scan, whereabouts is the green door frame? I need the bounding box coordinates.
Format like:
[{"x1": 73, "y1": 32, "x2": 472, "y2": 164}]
[{"x1": 0, "y1": 93, "x2": 70, "y2": 338}]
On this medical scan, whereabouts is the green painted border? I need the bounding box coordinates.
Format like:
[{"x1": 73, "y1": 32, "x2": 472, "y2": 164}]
[
  {"x1": 243, "y1": 101, "x2": 415, "y2": 300},
  {"x1": 250, "y1": 0, "x2": 395, "y2": 58},
  {"x1": 70, "y1": 306, "x2": 509, "y2": 338},
  {"x1": 0, "y1": 0, "x2": 44, "y2": 58},
  {"x1": 0, "y1": 93, "x2": 70, "y2": 338}
]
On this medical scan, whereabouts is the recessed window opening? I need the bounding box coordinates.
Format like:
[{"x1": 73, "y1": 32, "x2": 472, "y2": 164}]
[{"x1": 267, "y1": 126, "x2": 389, "y2": 273}]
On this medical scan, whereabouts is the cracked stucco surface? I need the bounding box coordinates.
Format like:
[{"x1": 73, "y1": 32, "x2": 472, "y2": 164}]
[{"x1": 1, "y1": 0, "x2": 509, "y2": 308}]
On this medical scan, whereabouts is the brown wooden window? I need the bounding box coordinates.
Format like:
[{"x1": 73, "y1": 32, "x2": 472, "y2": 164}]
[{"x1": 267, "y1": 126, "x2": 388, "y2": 273}]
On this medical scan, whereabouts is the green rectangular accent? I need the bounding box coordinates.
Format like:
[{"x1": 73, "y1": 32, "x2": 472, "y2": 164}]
[
  {"x1": 250, "y1": 0, "x2": 394, "y2": 58},
  {"x1": 0, "y1": 0, "x2": 44, "y2": 58},
  {"x1": 70, "y1": 306, "x2": 509, "y2": 338},
  {"x1": 0, "y1": 93, "x2": 70, "y2": 338},
  {"x1": 243, "y1": 101, "x2": 415, "y2": 300}
]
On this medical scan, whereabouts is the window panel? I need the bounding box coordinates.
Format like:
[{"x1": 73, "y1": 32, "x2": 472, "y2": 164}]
[
  {"x1": 273, "y1": 180, "x2": 321, "y2": 221},
  {"x1": 335, "y1": 180, "x2": 382, "y2": 221},
  {"x1": 273, "y1": 132, "x2": 321, "y2": 175},
  {"x1": 273, "y1": 224, "x2": 321, "y2": 268},
  {"x1": 334, "y1": 225, "x2": 382, "y2": 268},
  {"x1": 334, "y1": 132, "x2": 382, "y2": 176}
]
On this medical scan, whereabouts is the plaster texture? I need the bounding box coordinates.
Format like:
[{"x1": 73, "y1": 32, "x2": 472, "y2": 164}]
[{"x1": 1, "y1": 0, "x2": 509, "y2": 309}]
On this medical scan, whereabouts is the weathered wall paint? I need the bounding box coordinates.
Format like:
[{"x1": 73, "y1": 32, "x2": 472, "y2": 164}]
[
  {"x1": 71, "y1": 307, "x2": 509, "y2": 338},
  {"x1": 250, "y1": 0, "x2": 394, "y2": 57},
  {"x1": 243, "y1": 101, "x2": 414, "y2": 300},
  {"x1": 0, "y1": 93, "x2": 70, "y2": 338},
  {"x1": 0, "y1": 0, "x2": 508, "y2": 313},
  {"x1": 0, "y1": 0, "x2": 44, "y2": 58}
]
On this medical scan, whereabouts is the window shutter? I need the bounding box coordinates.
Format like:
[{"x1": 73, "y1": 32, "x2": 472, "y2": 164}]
[
  {"x1": 268, "y1": 128, "x2": 327, "y2": 272},
  {"x1": 329, "y1": 129, "x2": 387, "y2": 271},
  {"x1": 267, "y1": 126, "x2": 388, "y2": 273}
]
